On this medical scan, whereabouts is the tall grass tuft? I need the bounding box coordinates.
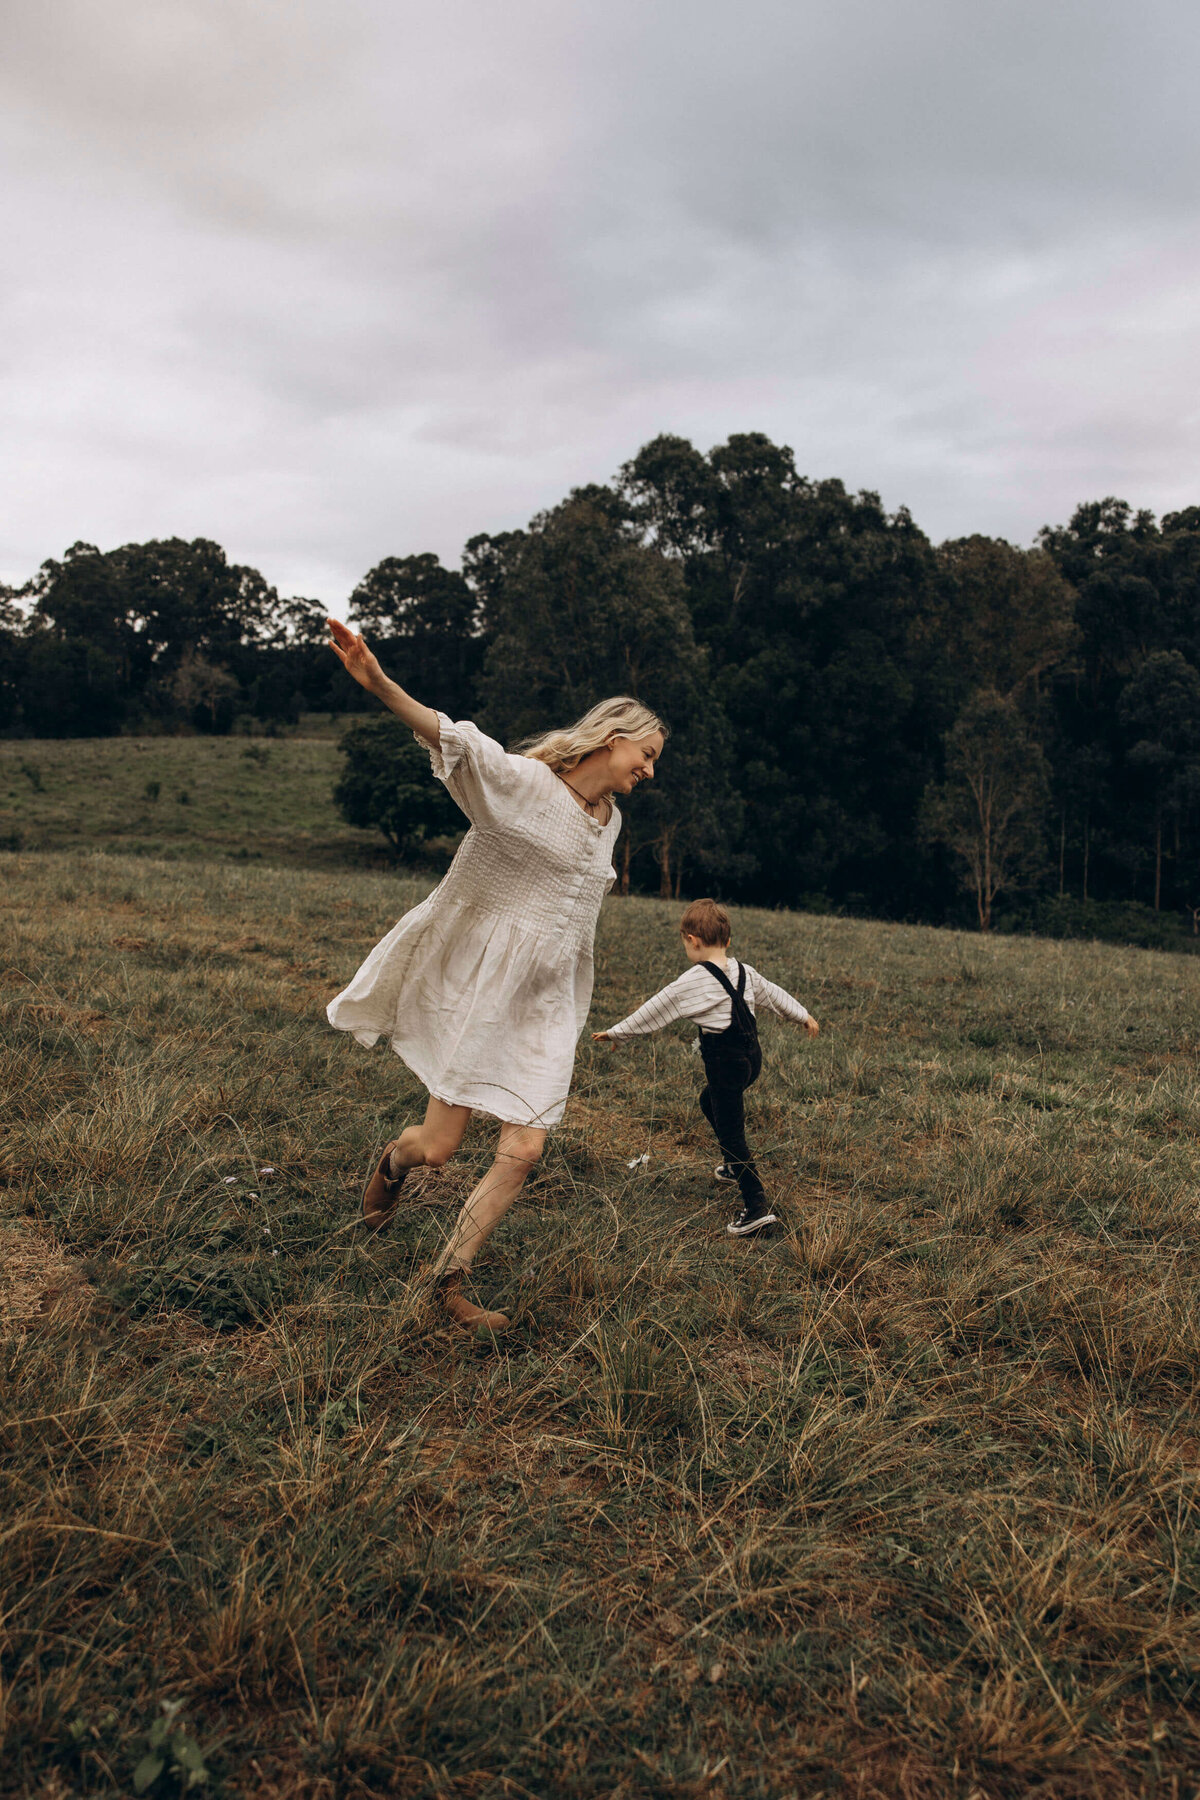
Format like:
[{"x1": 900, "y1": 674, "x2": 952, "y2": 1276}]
[{"x1": 3, "y1": 850, "x2": 1200, "y2": 1795}]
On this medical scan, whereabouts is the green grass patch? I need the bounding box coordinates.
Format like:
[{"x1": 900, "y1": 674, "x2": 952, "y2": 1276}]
[
  {"x1": 0, "y1": 733, "x2": 382, "y2": 867},
  {"x1": 3, "y1": 851, "x2": 1200, "y2": 1795}
]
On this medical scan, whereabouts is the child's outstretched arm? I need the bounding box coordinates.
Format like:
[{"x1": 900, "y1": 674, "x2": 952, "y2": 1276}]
[
  {"x1": 751, "y1": 970, "x2": 819, "y2": 1036},
  {"x1": 593, "y1": 971, "x2": 701, "y2": 1044}
]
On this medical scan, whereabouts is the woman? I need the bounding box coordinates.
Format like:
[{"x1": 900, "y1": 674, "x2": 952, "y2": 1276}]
[{"x1": 325, "y1": 618, "x2": 666, "y2": 1332}]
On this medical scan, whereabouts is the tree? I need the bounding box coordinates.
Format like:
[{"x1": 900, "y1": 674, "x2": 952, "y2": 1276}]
[
  {"x1": 24, "y1": 536, "x2": 277, "y2": 733},
  {"x1": 269, "y1": 594, "x2": 330, "y2": 648},
  {"x1": 116, "y1": 537, "x2": 276, "y2": 672},
  {"x1": 478, "y1": 488, "x2": 734, "y2": 895},
  {"x1": 170, "y1": 651, "x2": 242, "y2": 734},
  {"x1": 1046, "y1": 739, "x2": 1110, "y2": 901},
  {"x1": 620, "y1": 433, "x2": 719, "y2": 558},
  {"x1": 1038, "y1": 500, "x2": 1165, "y2": 693},
  {"x1": 480, "y1": 490, "x2": 694, "y2": 729},
  {"x1": 462, "y1": 530, "x2": 527, "y2": 641},
  {"x1": 350, "y1": 553, "x2": 483, "y2": 719},
  {"x1": 0, "y1": 587, "x2": 28, "y2": 732},
  {"x1": 620, "y1": 432, "x2": 942, "y2": 913},
  {"x1": 920, "y1": 690, "x2": 1048, "y2": 931},
  {"x1": 925, "y1": 536, "x2": 1078, "y2": 700},
  {"x1": 1157, "y1": 507, "x2": 1200, "y2": 668},
  {"x1": 1117, "y1": 650, "x2": 1200, "y2": 910},
  {"x1": 626, "y1": 698, "x2": 745, "y2": 898},
  {"x1": 333, "y1": 716, "x2": 462, "y2": 857},
  {"x1": 248, "y1": 594, "x2": 354, "y2": 722},
  {"x1": 1038, "y1": 496, "x2": 1159, "y2": 588},
  {"x1": 20, "y1": 630, "x2": 127, "y2": 737},
  {"x1": 1038, "y1": 498, "x2": 1176, "y2": 907}
]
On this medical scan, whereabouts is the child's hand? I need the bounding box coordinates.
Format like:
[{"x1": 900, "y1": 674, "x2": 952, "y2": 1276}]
[
  {"x1": 802, "y1": 1017, "x2": 820, "y2": 1037},
  {"x1": 592, "y1": 1031, "x2": 614, "y2": 1043}
]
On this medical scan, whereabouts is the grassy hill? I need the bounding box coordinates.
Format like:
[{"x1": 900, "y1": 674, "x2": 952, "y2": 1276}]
[
  {"x1": 0, "y1": 731, "x2": 382, "y2": 866},
  {"x1": 2, "y1": 848, "x2": 1199, "y2": 1796}
]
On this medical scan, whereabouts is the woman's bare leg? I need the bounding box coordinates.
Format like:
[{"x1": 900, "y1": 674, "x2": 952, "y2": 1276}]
[
  {"x1": 388, "y1": 1096, "x2": 472, "y2": 1175},
  {"x1": 437, "y1": 1121, "x2": 546, "y2": 1275}
]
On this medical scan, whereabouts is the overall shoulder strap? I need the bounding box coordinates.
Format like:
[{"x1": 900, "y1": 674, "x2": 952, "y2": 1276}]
[
  {"x1": 730, "y1": 961, "x2": 753, "y2": 1019},
  {"x1": 699, "y1": 959, "x2": 738, "y2": 999}
]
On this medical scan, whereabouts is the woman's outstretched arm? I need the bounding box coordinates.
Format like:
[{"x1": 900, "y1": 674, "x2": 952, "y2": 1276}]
[{"x1": 327, "y1": 618, "x2": 441, "y2": 745}]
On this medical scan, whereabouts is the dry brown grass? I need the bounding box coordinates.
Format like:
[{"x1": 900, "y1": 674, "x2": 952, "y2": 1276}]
[
  {"x1": 3, "y1": 849, "x2": 1200, "y2": 1797},
  {"x1": 0, "y1": 1219, "x2": 90, "y2": 1334}
]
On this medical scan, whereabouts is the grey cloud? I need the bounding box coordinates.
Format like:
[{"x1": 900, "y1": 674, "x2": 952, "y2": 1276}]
[{"x1": 1, "y1": 0, "x2": 1198, "y2": 599}]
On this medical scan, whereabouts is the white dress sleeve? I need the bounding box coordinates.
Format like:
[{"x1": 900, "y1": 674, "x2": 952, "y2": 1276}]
[{"x1": 421, "y1": 714, "x2": 547, "y2": 830}]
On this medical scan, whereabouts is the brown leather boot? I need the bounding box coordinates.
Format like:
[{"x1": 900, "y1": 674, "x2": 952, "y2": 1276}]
[
  {"x1": 361, "y1": 1140, "x2": 407, "y2": 1230},
  {"x1": 439, "y1": 1269, "x2": 510, "y2": 1334}
]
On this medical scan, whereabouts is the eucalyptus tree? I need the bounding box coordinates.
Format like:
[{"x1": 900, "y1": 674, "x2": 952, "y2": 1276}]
[{"x1": 920, "y1": 691, "x2": 1049, "y2": 932}]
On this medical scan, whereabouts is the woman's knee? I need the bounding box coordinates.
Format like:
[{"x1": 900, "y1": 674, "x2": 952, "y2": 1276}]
[
  {"x1": 497, "y1": 1127, "x2": 544, "y2": 1174},
  {"x1": 422, "y1": 1122, "x2": 469, "y2": 1169},
  {"x1": 410, "y1": 1100, "x2": 470, "y2": 1169},
  {"x1": 396, "y1": 1126, "x2": 455, "y2": 1170}
]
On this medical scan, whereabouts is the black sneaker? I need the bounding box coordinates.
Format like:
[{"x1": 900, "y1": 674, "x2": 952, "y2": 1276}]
[
  {"x1": 713, "y1": 1162, "x2": 738, "y2": 1184},
  {"x1": 726, "y1": 1204, "x2": 778, "y2": 1237}
]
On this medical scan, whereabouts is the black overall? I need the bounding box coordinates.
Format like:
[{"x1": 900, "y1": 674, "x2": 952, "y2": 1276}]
[{"x1": 698, "y1": 961, "x2": 767, "y2": 1212}]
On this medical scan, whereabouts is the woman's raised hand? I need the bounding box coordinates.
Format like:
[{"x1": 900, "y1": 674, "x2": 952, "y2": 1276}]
[
  {"x1": 327, "y1": 617, "x2": 442, "y2": 745},
  {"x1": 328, "y1": 618, "x2": 383, "y2": 692}
]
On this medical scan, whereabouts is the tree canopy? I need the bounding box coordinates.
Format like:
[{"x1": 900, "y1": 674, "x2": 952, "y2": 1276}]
[{"x1": 6, "y1": 438, "x2": 1200, "y2": 937}]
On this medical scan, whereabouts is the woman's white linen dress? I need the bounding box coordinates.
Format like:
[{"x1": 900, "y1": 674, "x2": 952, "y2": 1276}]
[{"x1": 326, "y1": 714, "x2": 621, "y2": 1128}]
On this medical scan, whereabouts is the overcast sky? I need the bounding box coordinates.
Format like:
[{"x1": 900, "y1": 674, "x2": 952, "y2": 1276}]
[{"x1": 2, "y1": 0, "x2": 1198, "y2": 601}]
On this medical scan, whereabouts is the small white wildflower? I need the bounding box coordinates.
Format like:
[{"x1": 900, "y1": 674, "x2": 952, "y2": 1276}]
[
  {"x1": 627, "y1": 1153, "x2": 650, "y2": 1169},
  {"x1": 259, "y1": 1166, "x2": 275, "y2": 1176},
  {"x1": 224, "y1": 1176, "x2": 237, "y2": 1185}
]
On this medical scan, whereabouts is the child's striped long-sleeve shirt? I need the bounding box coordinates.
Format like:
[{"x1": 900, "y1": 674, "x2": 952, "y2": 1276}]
[{"x1": 605, "y1": 958, "x2": 810, "y2": 1041}]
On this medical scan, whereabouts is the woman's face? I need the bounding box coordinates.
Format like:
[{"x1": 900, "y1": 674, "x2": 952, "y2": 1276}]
[{"x1": 605, "y1": 731, "x2": 664, "y2": 795}]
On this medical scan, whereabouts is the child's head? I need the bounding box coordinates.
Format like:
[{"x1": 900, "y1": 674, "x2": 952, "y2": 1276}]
[{"x1": 679, "y1": 898, "x2": 731, "y2": 959}]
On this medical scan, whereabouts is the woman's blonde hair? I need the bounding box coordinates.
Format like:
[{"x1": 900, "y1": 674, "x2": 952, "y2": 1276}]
[{"x1": 519, "y1": 696, "x2": 668, "y2": 773}]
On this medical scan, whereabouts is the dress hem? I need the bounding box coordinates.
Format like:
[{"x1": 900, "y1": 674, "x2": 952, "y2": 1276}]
[{"x1": 340, "y1": 1020, "x2": 567, "y2": 1129}]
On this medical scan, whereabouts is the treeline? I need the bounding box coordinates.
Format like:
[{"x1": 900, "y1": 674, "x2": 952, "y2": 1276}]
[
  {"x1": 0, "y1": 537, "x2": 345, "y2": 737},
  {"x1": 3, "y1": 430, "x2": 1198, "y2": 937}
]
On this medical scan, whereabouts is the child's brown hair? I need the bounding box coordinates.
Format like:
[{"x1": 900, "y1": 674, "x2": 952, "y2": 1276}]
[{"x1": 679, "y1": 897, "x2": 731, "y2": 947}]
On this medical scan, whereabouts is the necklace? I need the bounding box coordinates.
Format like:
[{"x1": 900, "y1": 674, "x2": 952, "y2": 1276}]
[{"x1": 559, "y1": 774, "x2": 609, "y2": 820}]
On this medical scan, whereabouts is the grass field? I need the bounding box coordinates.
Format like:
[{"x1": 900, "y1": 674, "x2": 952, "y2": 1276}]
[
  {"x1": 3, "y1": 845, "x2": 1200, "y2": 1798},
  {"x1": 0, "y1": 731, "x2": 381, "y2": 867}
]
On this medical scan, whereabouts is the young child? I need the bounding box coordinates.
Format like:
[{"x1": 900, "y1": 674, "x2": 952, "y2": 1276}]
[{"x1": 594, "y1": 898, "x2": 818, "y2": 1236}]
